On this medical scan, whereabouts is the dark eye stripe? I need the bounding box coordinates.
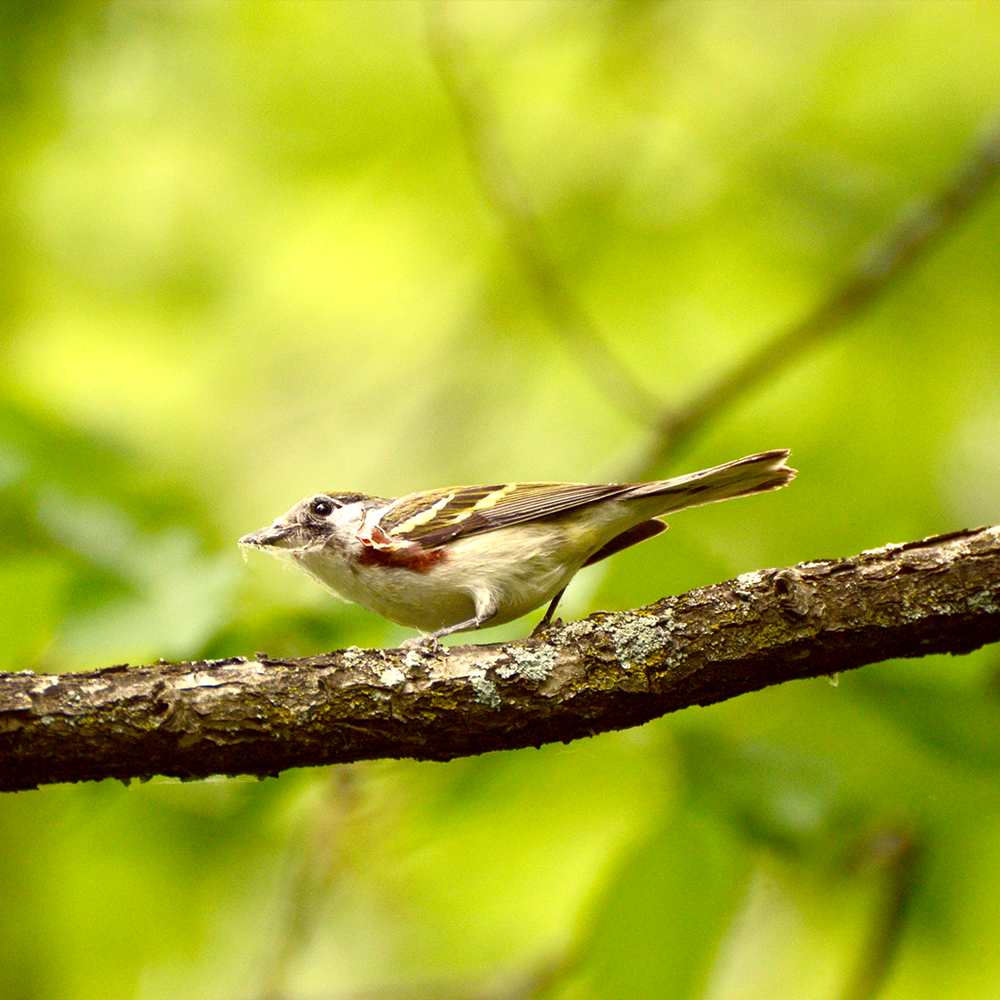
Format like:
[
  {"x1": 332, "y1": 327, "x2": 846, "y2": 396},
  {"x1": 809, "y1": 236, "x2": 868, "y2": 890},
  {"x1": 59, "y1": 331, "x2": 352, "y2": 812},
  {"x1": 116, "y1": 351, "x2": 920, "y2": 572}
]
[{"x1": 315, "y1": 492, "x2": 377, "y2": 507}]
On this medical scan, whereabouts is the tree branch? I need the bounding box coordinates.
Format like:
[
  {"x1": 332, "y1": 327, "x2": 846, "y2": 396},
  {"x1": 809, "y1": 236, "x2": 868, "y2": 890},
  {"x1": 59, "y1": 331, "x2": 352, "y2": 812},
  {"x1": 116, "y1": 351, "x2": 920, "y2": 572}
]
[
  {"x1": 425, "y1": 6, "x2": 1000, "y2": 485},
  {"x1": 423, "y1": 2, "x2": 665, "y2": 426},
  {"x1": 628, "y1": 113, "x2": 1000, "y2": 477},
  {"x1": 2, "y1": 526, "x2": 999, "y2": 792}
]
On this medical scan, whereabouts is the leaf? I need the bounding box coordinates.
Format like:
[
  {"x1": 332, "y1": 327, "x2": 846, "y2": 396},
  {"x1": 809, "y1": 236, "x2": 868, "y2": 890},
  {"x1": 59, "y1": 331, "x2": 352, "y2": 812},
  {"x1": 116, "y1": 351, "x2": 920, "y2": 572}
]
[{"x1": 567, "y1": 809, "x2": 750, "y2": 1000}]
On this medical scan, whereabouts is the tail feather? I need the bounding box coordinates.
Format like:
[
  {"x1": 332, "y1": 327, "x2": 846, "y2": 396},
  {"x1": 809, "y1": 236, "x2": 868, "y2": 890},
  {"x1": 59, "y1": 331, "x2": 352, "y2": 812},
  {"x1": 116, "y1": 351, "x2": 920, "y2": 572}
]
[{"x1": 626, "y1": 449, "x2": 796, "y2": 515}]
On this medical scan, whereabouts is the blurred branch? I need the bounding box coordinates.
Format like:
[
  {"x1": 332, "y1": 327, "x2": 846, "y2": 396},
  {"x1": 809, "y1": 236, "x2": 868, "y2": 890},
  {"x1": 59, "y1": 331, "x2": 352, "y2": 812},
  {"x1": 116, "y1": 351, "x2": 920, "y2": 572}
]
[
  {"x1": 629, "y1": 113, "x2": 1000, "y2": 477},
  {"x1": 426, "y1": 4, "x2": 1000, "y2": 477},
  {"x1": 423, "y1": 2, "x2": 664, "y2": 426},
  {"x1": 427, "y1": 3, "x2": 1000, "y2": 477},
  {"x1": 838, "y1": 826, "x2": 921, "y2": 1000},
  {"x1": 258, "y1": 953, "x2": 568, "y2": 1000},
  {"x1": 257, "y1": 767, "x2": 364, "y2": 1000},
  {"x1": 3, "y1": 526, "x2": 1000, "y2": 792}
]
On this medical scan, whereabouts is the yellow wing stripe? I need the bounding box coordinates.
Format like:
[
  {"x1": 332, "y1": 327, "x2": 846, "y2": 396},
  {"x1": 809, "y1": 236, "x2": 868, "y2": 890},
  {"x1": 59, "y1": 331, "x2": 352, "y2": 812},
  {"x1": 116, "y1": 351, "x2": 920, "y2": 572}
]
[
  {"x1": 470, "y1": 483, "x2": 517, "y2": 511},
  {"x1": 382, "y1": 482, "x2": 625, "y2": 545},
  {"x1": 391, "y1": 492, "x2": 455, "y2": 534}
]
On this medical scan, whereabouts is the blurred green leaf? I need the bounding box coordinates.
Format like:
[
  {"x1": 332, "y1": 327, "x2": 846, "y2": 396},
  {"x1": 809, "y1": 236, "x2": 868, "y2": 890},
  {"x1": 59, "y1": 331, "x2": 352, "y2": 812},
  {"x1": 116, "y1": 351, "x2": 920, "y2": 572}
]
[
  {"x1": 0, "y1": 400, "x2": 232, "y2": 668},
  {"x1": 564, "y1": 809, "x2": 750, "y2": 1000},
  {"x1": 853, "y1": 670, "x2": 1000, "y2": 775},
  {"x1": 0, "y1": 555, "x2": 68, "y2": 670},
  {"x1": 678, "y1": 729, "x2": 842, "y2": 855}
]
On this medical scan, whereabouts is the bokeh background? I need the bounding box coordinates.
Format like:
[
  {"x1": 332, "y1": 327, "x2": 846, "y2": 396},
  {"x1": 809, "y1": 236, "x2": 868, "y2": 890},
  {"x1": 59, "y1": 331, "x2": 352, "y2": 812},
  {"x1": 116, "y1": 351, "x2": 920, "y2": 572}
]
[{"x1": 3, "y1": 1, "x2": 1000, "y2": 998}]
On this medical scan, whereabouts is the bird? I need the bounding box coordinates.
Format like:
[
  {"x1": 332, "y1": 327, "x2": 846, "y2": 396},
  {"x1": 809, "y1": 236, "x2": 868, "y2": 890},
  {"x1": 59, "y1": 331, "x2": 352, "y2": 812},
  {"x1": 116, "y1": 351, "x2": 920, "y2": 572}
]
[{"x1": 239, "y1": 449, "x2": 795, "y2": 646}]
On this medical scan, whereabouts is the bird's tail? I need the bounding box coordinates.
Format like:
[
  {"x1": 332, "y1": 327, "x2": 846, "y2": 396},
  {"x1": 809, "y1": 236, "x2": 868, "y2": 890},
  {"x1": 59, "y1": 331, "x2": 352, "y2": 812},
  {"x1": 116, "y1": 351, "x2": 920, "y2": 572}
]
[{"x1": 626, "y1": 449, "x2": 796, "y2": 515}]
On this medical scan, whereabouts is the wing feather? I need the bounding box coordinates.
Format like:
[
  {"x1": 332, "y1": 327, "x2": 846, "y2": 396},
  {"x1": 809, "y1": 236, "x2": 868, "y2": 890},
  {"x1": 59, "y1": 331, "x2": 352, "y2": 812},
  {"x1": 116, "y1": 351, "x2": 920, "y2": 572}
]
[
  {"x1": 376, "y1": 451, "x2": 795, "y2": 550},
  {"x1": 380, "y1": 482, "x2": 631, "y2": 547}
]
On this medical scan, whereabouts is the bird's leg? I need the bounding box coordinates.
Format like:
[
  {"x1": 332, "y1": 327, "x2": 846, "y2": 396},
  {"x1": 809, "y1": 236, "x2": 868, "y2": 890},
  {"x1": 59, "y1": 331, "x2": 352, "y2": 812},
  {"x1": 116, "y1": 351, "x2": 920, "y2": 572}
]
[
  {"x1": 530, "y1": 588, "x2": 566, "y2": 637},
  {"x1": 400, "y1": 591, "x2": 499, "y2": 649}
]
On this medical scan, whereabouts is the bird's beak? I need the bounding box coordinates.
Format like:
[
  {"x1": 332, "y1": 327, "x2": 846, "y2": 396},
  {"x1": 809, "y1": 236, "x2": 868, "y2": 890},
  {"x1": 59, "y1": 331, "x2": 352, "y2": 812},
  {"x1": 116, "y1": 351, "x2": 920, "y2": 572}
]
[{"x1": 238, "y1": 522, "x2": 297, "y2": 549}]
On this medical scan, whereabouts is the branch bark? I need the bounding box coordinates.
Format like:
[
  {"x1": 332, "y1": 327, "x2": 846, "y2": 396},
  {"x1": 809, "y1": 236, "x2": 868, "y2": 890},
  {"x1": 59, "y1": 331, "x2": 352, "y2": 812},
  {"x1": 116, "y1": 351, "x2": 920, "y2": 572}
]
[{"x1": 3, "y1": 526, "x2": 1000, "y2": 792}]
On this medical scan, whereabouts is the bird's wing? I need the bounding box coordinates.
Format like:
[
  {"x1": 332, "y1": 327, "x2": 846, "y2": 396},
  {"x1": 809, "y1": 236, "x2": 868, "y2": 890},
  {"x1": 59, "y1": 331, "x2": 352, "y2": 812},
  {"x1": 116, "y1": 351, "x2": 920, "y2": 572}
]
[{"x1": 378, "y1": 482, "x2": 631, "y2": 548}]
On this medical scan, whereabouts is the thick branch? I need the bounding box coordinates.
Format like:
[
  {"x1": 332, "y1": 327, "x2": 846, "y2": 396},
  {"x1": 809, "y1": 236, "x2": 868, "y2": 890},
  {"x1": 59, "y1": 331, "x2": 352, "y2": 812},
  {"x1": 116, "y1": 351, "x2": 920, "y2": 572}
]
[{"x1": 2, "y1": 526, "x2": 999, "y2": 792}]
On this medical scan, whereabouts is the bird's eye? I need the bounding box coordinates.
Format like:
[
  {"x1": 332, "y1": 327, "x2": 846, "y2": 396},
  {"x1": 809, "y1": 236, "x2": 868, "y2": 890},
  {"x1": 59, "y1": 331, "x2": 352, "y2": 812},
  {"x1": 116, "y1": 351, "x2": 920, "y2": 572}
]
[{"x1": 311, "y1": 498, "x2": 334, "y2": 517}]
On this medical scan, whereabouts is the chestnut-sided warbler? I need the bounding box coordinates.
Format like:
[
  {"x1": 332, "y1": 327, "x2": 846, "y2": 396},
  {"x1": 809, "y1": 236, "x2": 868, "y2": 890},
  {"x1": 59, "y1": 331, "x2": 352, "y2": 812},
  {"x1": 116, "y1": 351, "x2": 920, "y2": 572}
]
[{"x1": 239, "y1": 449, "x2": 795, "y2": 645}]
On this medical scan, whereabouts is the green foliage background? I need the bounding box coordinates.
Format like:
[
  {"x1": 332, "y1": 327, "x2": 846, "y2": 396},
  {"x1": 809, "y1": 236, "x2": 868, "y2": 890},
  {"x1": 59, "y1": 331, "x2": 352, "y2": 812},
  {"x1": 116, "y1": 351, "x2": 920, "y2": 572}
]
[{"x1": 2, "y1": 2, "x2": 1000, "y2": 997}]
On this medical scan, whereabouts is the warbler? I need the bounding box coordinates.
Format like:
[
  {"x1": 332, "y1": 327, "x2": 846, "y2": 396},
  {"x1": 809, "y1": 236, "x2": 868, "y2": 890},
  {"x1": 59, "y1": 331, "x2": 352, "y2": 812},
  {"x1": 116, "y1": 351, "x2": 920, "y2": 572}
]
[{"x1": 239, "y1": 449, "x2": 795, "y2": 645}]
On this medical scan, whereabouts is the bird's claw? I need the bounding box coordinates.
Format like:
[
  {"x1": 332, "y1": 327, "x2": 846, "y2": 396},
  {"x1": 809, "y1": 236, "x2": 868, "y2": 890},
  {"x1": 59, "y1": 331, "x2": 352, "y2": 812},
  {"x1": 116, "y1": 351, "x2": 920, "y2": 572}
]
[
  {"x1": 529, "y1": 617, "x2": 561, "y2": 639},
  {"x1": 399, "y1": 634, "x2": 441, "y2": 653}
]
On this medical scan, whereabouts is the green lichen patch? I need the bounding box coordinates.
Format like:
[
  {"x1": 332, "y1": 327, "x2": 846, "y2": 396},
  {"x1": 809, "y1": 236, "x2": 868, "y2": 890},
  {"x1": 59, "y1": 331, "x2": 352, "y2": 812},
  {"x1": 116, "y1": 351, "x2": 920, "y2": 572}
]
[
  {"x1": 468, "y1": 670, "x2": 500, "y2": 709},
  {"x1": 495, "y1": 645, "x2": 557, "y2": 682}
]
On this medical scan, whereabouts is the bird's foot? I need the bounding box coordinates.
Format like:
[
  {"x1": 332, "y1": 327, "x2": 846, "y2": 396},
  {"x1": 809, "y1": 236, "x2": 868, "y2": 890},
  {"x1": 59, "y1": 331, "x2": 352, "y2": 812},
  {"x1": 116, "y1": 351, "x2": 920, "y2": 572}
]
[{"x1": 399, "y1": 634, "x2": 441, "y2": 653}]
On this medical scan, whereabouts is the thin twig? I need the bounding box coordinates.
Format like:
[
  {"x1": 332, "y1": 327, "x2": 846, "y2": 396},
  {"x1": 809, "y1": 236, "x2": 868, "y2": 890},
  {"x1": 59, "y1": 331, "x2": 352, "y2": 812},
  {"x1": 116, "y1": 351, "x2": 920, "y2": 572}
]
[
  {"x1": 426, "y1": 10, "x2": 1000, "y2": 481},
  {"x1": 256, "y1": 767, "x2": 365, "y2": 1000},
  {"x1": 423, "y1": 1, "x2": 664, "y2": 427},
  {"x1": 629, "y1": 114, "x2": 1000, "y2": 478},
  {"x1": 427, "y1": 2, "x2": 1000, "y2": 478},
  {"x1": 837, "y1": 826, "x2": 920, "y2": 1000}
]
